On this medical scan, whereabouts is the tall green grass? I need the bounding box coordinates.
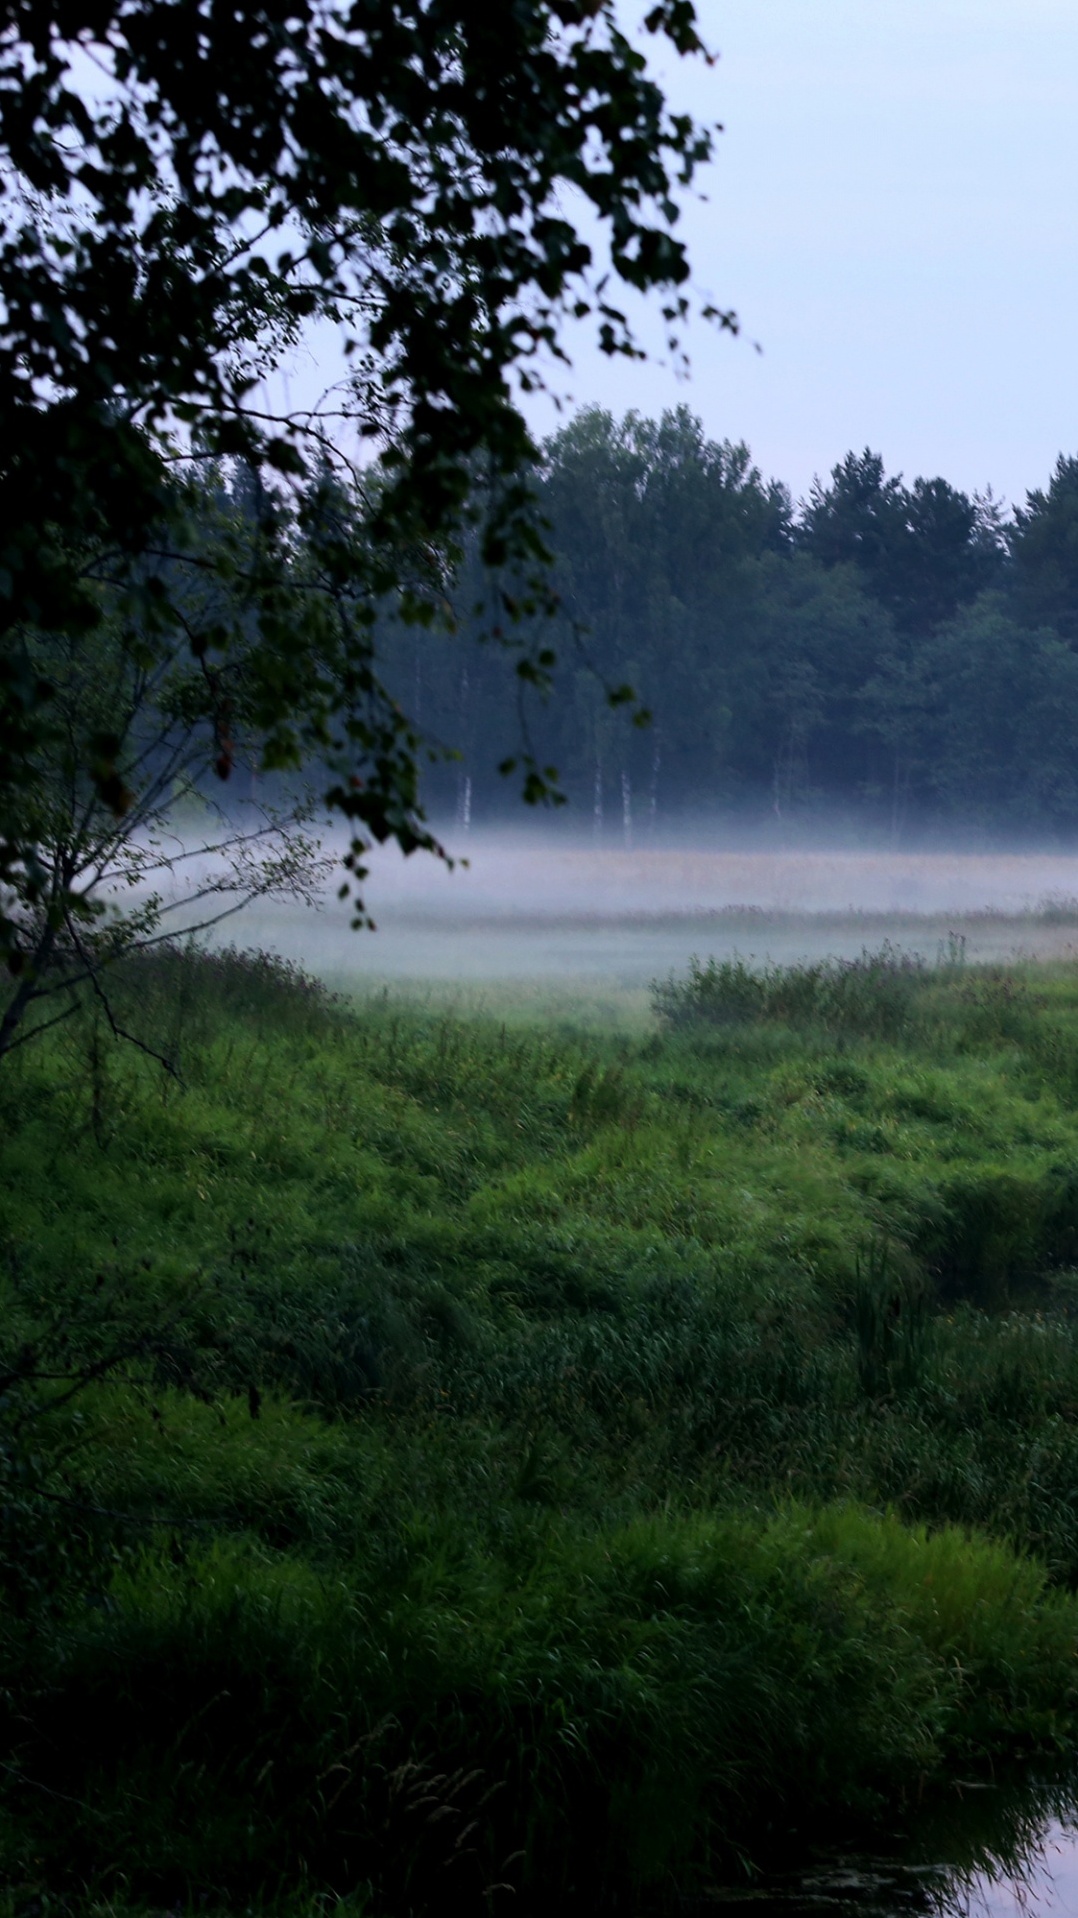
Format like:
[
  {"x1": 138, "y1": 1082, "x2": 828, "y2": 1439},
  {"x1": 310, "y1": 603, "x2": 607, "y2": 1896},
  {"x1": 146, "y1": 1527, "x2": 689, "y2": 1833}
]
[
  {"x1": 652, "y1": 941, "x2": 940, "y2": 1039},
  {"x1": 5, "y1": 944, "x2": 1078, "y2": 1909}
]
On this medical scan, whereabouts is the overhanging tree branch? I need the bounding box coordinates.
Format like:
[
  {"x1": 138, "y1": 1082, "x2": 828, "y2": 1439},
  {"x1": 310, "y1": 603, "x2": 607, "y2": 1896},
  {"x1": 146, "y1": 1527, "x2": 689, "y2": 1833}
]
[{"x1": 0, "y1": 0, "x2": 727, "y2": 961}]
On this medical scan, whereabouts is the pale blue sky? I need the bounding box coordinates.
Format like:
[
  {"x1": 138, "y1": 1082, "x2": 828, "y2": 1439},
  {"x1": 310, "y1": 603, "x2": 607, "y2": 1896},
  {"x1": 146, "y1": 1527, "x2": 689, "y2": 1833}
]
[{"x1": 522, "y1": 0, "x2": 1078, "y2": 510}]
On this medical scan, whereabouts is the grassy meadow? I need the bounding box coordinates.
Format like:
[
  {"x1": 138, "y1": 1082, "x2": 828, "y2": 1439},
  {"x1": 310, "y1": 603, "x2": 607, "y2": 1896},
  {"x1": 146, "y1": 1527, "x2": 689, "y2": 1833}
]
[{"x1": 7, "y1": 941, "x2": 1078, "y2": 1909}]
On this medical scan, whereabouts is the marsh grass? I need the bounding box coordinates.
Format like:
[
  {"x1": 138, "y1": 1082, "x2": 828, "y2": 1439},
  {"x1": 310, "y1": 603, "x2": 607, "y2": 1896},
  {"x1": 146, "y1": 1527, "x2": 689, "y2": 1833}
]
[
  {"x1": 6, "y1": 945, "x2": 1078, "y2": 1908},
  {"x1": 652, "y1": 942, "x2": 941, "y2": 1039},
  {"x1": 851, "y1": 1237, "x2": 931, "y2": 1398}
]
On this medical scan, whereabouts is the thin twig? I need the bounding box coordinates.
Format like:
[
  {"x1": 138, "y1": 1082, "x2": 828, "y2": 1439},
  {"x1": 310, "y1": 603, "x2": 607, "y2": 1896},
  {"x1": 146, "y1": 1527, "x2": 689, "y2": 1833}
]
[
  {"x1": 0, "y1": 998, "x2": 82, "y2": 1054},
  {"x1": 63, "y1": 912, "x2": 183, "y2": 1083}
]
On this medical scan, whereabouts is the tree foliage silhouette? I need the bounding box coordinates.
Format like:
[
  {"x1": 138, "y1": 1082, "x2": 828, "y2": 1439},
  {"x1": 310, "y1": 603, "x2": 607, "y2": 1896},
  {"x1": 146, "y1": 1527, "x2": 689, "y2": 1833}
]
[{"x1": 0, "y1": 0, "x2": 728, "y2": 963}]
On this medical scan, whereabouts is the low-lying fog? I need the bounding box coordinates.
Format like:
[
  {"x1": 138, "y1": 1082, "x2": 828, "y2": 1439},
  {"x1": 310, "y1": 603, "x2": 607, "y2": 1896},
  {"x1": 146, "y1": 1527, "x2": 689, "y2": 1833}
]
[{"x1": 193, "y1": 826, "x2": 1078, "y2": 999}]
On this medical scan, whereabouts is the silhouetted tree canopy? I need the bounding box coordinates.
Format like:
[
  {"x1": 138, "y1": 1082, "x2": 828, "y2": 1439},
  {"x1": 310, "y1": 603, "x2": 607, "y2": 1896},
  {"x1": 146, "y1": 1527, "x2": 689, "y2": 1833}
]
[
  {"x1": 1009, "y1": 456, "x2": 1078, "y2": 643},
  {"x1": 398, "y1": 408, "x2": 1078, "y2": 839},
  {"x1": 0, "y1": 0, "x2": 726, "y2": 963}
]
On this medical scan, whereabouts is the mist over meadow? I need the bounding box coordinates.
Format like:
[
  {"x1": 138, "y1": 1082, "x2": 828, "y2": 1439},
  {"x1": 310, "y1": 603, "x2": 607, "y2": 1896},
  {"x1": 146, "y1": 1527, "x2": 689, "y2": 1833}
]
[{"x1": 221, "y1": 822, "x2": 1078, "y2": 994}]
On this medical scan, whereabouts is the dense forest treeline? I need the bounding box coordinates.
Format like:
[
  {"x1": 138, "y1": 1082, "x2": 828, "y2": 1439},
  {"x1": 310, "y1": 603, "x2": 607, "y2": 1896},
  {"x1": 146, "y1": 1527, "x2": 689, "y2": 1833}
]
[{"x1": 393, "y1": 409, "x2": 1078, "y2": 837}]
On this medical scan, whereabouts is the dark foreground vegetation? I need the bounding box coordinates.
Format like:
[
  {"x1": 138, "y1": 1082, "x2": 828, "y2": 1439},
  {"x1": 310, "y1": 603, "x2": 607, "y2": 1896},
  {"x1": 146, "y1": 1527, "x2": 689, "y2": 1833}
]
[{"x1": 7, "y1": 945, "x2": 1078, "y2": 1911}]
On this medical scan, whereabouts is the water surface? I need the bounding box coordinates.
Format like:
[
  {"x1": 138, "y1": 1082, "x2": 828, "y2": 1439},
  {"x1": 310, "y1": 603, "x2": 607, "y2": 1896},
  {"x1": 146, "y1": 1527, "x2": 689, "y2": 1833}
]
[{"x1": 703, "y1": 1779, "x2": 1078, "y2": 1918}]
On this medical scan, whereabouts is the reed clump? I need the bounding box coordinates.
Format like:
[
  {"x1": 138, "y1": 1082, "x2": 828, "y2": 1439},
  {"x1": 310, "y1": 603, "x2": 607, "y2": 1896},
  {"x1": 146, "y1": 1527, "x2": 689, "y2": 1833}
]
[{"x1": 652, "y1": 942, "x2": 938, "y2": 1039}]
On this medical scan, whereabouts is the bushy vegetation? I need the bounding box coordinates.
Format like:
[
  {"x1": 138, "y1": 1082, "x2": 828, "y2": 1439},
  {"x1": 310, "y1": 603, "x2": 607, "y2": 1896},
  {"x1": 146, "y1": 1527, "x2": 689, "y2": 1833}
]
[
  {"x1": 651, "y1": 940, "x2": 939, "y2": 1039},
  {"x1": 6, "y1": 945, "x2": 1078, "y2": 1911}
]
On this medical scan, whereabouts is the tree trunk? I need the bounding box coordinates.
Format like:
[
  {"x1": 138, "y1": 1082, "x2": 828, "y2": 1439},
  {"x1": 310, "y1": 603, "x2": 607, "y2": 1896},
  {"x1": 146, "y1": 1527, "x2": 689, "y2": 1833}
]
[
  {"x1": 0, "y1": 921, "x2": 58, "y2": 1066},
  {"x1": 648, "y1": 730, "x2": 661, "y2": 839}
]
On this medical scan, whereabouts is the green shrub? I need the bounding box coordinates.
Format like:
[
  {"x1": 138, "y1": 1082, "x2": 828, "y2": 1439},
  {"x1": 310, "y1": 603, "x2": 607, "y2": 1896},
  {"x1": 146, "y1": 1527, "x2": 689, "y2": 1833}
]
[{"x1": 653, "y1": 944, "x2": 935, "y2": 1040}]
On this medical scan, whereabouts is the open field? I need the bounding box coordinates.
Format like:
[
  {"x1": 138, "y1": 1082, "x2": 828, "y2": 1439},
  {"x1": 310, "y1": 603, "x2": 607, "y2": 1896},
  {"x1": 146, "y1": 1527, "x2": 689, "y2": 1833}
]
[
  {"x1": 7, "y1": 935, "x2": 1078, "y2": 1909},
  {"x1": 218, "y1": 838, "x2": 1078, "y2": 1004}
]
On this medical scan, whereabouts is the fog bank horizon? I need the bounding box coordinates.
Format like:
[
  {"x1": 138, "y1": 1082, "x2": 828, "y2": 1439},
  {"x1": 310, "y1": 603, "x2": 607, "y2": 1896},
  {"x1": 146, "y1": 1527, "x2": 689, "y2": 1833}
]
[{"x1": 195, "y1": 829, "x2": 1078, "y2": 992}]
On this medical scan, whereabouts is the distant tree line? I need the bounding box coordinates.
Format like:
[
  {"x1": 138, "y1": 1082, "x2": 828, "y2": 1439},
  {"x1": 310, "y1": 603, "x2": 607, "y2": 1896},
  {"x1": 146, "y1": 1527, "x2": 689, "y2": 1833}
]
[{"x1": 389, "y1": 406, "x2": 1078, "y2": 838}]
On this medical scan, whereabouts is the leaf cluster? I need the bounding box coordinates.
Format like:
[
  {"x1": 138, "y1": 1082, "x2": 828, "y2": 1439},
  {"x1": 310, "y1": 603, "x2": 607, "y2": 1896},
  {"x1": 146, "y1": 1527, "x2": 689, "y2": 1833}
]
[{"x1": 1, "y1": 0, "x2": 724, "y2": 953}]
